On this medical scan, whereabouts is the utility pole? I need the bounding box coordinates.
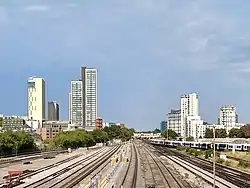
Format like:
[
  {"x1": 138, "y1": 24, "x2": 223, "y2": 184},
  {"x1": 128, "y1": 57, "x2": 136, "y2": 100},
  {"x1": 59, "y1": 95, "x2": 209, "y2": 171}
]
[{"x1": 213, "y1": 125, "x2": 216, "y2": 188}]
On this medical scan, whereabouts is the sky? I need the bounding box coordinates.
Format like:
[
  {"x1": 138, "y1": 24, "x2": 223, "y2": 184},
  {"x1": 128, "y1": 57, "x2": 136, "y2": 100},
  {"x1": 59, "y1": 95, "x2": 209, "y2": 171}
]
[{"x1": 1, "y1": 0, "x2": 250, "y2": 131}]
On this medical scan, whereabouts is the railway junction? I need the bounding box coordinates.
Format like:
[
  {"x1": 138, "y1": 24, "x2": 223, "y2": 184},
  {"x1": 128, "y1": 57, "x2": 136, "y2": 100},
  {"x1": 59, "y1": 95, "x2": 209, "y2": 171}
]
[{"x1": 0, "y1": 140, "x2": 249, "y2": 188}]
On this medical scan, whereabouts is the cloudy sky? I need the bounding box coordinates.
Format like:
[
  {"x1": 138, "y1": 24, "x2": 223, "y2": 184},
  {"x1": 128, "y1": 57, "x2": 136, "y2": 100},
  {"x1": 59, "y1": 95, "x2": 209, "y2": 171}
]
[{"x1": 0, "y1": 0, "x2": 250, "y2": 130}]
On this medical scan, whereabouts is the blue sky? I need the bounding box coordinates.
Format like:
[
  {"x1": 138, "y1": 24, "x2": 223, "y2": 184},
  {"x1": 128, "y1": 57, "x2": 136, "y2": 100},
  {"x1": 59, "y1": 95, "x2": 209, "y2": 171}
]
[{"x1": 1, "y1": 0, "x2": 250, "y2": 131}]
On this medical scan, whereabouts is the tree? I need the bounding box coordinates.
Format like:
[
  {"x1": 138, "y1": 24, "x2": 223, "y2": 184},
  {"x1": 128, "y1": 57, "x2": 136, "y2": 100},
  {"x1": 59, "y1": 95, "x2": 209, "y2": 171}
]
[
  {"x1": 186, "y1": 137, "x2": 194, "y2": 141},
  {"x1": 162, "y1": 129, "x2": 178, "y2": 140},
  {"x1": 229, "y1": 128, "x2": 245, "y2": 138},
  {"x1": 91, "y1": 129, "x2": 109, "y2": 143},
  {"x1": 205, "y1": 128, "x2": 213, "y2": 138},
  {"x1": 241, "y1": 125, "x2": 250, "y2": 138},
  {"x1": 0, "y1": 130, "x2": 35, "y2": 155},
  {"x1": 215, "y1": 129, "x2": 227, "y2": 138},
  {"x1": 153, "y1": 128, "x2": 161, "y2": 134},
  {"x1": 129, "y1": 128, "x2": 136, "y2": 133}
]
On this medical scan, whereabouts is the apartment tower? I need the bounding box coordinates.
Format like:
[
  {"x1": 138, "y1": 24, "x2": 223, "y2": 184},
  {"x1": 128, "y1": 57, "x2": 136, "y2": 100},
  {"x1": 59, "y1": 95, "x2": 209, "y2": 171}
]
[
  {"x1": 27, "y1": 77, "x2": 45, "y2": 123},
  {"x1": 81, "y1": 67, "x2": 98, "y2": 130},
  {"x1": 219, "y1": 105, "x2": 237, "y2": 133},
  {"x1": 70, "y1": 80, "x2": 83, "y2": 125},
  {"x1": 180, "y1": 93, "x2": 199, "y2": 138},
  {"x1": 69, "y1": 67, "x2": 98, "y2": 130}
]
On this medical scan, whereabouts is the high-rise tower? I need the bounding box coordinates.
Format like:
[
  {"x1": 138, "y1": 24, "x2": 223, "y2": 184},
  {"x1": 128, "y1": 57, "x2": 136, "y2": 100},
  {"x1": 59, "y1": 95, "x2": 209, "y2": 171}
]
[
  {"x1": 27, "y1": 77, "x2": 45, "y2": 123},
  {"x1": 70, "y1": 80, "x2": 83, "y2": 125},
  {"x1": 81, "y1": 67, "x2": 98, "y2": 130}
]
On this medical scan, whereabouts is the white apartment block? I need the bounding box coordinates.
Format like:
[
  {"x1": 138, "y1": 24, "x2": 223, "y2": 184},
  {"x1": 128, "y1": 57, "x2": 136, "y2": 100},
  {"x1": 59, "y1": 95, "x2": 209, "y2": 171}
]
[
  {"x1": 219, "y1": 105, "x2": 237, "y2": 133},
  {"x1": 180, "y1": 93, "x2": 199, "y2": 138},
  {"x1": 70, "y1": 80, "x2": 83, "y2": 125},
  {"x1": 27, "y1": 77, "x2": 45, "y2": 123},
  {"x1": 167, "y1": 109, "x2": 181, "y2": 136},
  {"x1": 69, "y1": 67, "x2": 98, "y2": 129},
  {"x1": 84, "y1": 68, "x2": 98, "y2": 128},
  {"x1": 186, "y1": 116, "x2": 205, "y2": 138}
]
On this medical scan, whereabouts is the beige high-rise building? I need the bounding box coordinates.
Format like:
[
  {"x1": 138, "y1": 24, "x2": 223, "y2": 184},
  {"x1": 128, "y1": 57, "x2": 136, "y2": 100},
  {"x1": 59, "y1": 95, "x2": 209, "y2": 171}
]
[{"x1": 27, "y1": 77, "x2": 45, "y2": 123}]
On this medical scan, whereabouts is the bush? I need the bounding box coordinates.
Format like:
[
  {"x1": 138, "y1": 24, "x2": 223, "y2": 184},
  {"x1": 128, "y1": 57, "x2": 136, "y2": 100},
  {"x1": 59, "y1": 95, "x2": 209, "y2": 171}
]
[
  {"x1": 188, "y1": 148, "x2": 197, "y2": 155},
  {"x1": 205, "y1": 150, "x2": 213, "y2": 159},
  {"x1": 238, "y1": 160, "x2": 250, "y2": 168},
  {"x1": 186, "y1": 147, "x2": 191, "y2": 152},
  {"x1": 216, "y1": 158, "x2": 225, "y2": 164},
  {"x1": 224, "y1": 160, "x2": 231, "y2": 166},
  {"x1": 176, "y1": 146, "x2": 186, "y2": 151}
]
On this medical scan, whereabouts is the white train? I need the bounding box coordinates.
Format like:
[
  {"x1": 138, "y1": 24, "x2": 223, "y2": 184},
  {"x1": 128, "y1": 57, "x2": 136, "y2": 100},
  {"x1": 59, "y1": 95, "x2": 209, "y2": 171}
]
[{"x1": 150, "y1": 139, "x2": 250, "y2": 151}]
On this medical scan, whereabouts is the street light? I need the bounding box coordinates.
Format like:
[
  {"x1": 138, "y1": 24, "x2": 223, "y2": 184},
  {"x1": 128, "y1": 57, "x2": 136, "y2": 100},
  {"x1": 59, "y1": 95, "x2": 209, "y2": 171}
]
[{"x1": 213, "y1": 125, "x2": 216, "y2": 188}]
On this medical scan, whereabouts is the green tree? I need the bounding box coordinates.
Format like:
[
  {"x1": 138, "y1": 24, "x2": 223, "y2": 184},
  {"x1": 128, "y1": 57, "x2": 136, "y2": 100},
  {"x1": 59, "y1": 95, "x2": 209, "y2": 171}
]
[
  {"x1": 186, "y1": 137, "x2": 194, "y2": 141},
  {"x1": 0, "y1": 130, "x2": 35, "y2": 155},
  {"x1": 91, "y1": 129, "x2": 109, "y2": 143},
  {"x1": 153, "y1": 128, "x2": 161, "y2": 134},
  {"x1": 162, "y1": 129, "x2": 178, "y2": 140},
  {"x1": 229, "y1": 128, "x2": 245, "y2": 138},
  {"x1": 205, "y1": 128, "x2": 213, "y2": 138},
  {"x1": 215, "y1": 129, "x2": 227, "y2": 138},
  {"x1": 129, "y1": 128, "x2": 136, "y2": 133},
  {"x1": 240, "y1": 125, "x2": 250, "y2": 138}
]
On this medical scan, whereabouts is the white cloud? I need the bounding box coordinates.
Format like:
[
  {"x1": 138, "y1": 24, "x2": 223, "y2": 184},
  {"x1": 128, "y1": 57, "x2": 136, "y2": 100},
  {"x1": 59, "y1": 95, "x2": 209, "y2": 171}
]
[{"x1": 23, "y1": 5, "x2": 50, "y2": 12}]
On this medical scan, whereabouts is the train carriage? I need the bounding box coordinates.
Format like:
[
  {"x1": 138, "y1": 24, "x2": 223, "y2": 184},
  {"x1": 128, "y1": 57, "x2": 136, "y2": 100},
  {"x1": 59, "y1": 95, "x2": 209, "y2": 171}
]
[{"x1": 149, "y1": 138, "x2": 249, "y2": 152}]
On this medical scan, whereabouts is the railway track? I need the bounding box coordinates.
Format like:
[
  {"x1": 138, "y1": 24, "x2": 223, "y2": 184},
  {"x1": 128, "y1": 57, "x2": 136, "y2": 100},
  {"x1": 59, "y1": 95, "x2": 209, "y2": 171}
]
[
  {"x1": 21, "y1": 147, "x2": 112, "y2": 188},
  {"x1": 52, "y1": 145, "x2": 121, "y2": 188},
  {"x1": 120, "y1": 142, "x2": 138, "y2": 188},
  {"x1": 142, "y1": 144, "x2": 188, "y2": 188},
  {"x1": 154, "y1": 145, "x2": 250, "y2": 188},
  {"x1": 16, "y1": 147, "x2": 106, "y2": 182}
]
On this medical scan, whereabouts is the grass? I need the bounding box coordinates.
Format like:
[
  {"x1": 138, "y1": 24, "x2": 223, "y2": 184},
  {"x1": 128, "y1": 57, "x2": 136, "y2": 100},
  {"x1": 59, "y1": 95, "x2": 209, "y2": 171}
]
[{"x1": 226, "y1": 151, "x2": 250, "y2": 160}]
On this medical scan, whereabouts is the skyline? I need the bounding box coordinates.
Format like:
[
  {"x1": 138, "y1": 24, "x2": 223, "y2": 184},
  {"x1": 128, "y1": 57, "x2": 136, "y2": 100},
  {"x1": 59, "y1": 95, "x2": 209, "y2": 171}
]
[{"x1": 1, "y1": 1, "x2": 250, "y2": 130}]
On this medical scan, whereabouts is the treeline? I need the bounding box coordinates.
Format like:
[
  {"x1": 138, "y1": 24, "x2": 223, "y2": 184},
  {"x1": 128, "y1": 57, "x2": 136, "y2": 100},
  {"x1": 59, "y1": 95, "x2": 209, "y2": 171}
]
[
  {"x1": 0, "y1": 130, "x2": 35, "y2": 156},
  {"x1": 161, "y1": 125, "x2": 250, "y2": 140},
  {"x1": 205, "y1": 124, "x2": 250, "y2": 138},
  {"x1": 46, "y1": 125, "x2": 135, "y2": 149},
  {"x1": 0, "y1": 125, "x2": 135, "y2": 155}
]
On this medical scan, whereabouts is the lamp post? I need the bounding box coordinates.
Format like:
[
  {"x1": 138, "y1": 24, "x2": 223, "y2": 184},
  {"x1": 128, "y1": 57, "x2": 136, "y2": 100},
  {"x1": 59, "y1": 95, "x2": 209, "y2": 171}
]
[{"x1": 213, "y1": 125, "x2": 216, "y2": 188}]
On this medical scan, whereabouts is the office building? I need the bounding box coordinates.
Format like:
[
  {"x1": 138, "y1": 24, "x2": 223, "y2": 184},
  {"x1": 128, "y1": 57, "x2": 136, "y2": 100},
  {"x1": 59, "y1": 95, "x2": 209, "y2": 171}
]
[
  {"x1": 81, "y1": 67, "x2": 98, "y2": 129},
  {"x1": 219, "y1": 105, "x2": 237, "y2": 133},
  {"x1": 70, "y1": 80, "x2": 83, "y2": 125},
  {"x1": 48, "y1": 101, "x2": 59, "y2": 121},
  {"x1": 160, "y1": 121, "x2": 167, "y2": 133},
  {"x1": 27, "y1": 77, "x2": 45, "y2": 123},
  {"x1": 167, "y1": 109, "x2": 181, "y2": 136}
]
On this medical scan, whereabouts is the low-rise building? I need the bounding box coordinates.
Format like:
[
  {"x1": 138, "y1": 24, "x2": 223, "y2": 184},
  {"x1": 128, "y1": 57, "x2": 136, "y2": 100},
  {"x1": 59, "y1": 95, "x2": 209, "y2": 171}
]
[
  {"x1": 186, "y1": 116, "x2": 205, "y2": 139},
  {"x1": 40, "y1": 120, "x2": 69, "y2": 140},
  {"x1": 96, "y1": 117, "x2": 103, "y2": 129},
  {"x1": 0, "y1": 116, "x2": 31, "y2": 132}
]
